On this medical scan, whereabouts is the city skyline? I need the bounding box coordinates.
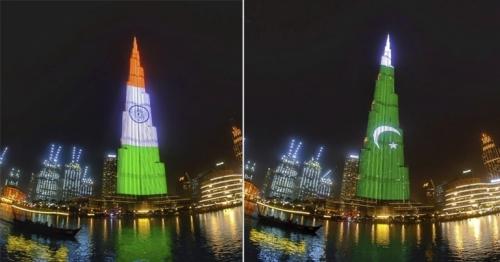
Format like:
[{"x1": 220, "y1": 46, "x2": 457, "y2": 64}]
[
  {"x1": 246, "y1": 3, "x2": 500, "y2": 201},
  {"x1": 2, "y1": 2, "x2": 242, "y2": 195}
]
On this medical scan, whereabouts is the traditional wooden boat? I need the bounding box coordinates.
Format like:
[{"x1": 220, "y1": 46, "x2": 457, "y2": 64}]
[
  {"x1": 257, "y1": 214, "x2": 322, "y2": 234},
  {"x1": 12, "y1": 218, "x2": 80, "y2": 237}
]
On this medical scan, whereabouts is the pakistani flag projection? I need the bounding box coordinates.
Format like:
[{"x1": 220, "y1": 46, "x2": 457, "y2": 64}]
[
  {"x1": 117, "y1": 37, "x2": 167, "y2": 195},
  {"x1": 356, "y1": 35, "x2": 410, "y2": 201}
]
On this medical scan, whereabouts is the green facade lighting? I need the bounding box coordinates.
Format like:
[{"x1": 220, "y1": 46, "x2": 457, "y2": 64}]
[
  {"x1": 356, "y1": 35, "x2": 410, "y2": 201},
  {"x1": 117, "y1": 37, "x2": 168, "y2": 196}
]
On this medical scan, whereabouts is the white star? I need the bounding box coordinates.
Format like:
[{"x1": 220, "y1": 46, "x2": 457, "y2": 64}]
[{"x1": 389, "y1": 142, "x2": 398, "y2": 149}]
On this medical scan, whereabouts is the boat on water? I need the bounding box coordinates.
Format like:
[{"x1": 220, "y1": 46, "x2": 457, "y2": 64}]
[
  {"x1": 257, "y1": 214, "x2": 322, "y2": 234},
  {"x1": 12, "y1": 217, "x2": 81, "y2": 237}
]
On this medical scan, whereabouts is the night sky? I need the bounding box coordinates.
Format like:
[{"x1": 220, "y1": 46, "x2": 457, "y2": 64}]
[
  {"x1": 246, "y1": 2, "x2": 500, "y2": 201},
  {"x1": 1, "y1": 2, "x2": 241, "y2": 194}
]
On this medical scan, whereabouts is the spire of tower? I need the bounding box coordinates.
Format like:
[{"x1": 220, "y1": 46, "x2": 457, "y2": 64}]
[
  {"x1": 127, "y1": 36, "x2": 146, "y2": 88},
  {"x1": 381, "y1": 34, "x2": 393, "y2": 68}
]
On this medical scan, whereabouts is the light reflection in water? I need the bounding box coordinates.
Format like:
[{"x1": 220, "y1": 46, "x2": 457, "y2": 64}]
[
  {"x1": 249, "y1": 228, "x2": 306, "y2": 255},
  {"x1": 246, "y1": 214, "x2": 500, "y2": 261},
  {"x1": 6, "y1": 235, "x2": 69, "y2": 261},
  {"x1": 1, "y1": 207, "x2": 241, "y2": 261}
]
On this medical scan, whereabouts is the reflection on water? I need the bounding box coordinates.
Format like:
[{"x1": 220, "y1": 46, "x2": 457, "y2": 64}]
[
  {"x1": 246, "y1": 214, "x2": 500, "y2": 261},
  {"x1": 1, "y1": 207, "x2": 242, "y2": 261},
  {"x1": 6, "y1": 235, "x2": 69, "y2": 261}
]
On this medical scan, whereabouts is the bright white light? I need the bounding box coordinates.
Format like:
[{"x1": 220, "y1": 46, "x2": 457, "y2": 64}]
[
  {"x1": 107, "y1": 154, "x2": 117, "y2": 158},
  {"x1": 216, "y1": 162, "x2": 224, "y2": 167},
  {"x1": 380, "y1": 34, "x2": 393, "y2": 68},
  {"x1": 349, "y1": 154, "x2": 359, "y2": 159},
  {"x1": 462, "y1": 169, "x2": 472, "y2": 174},
  {"x1": 491, "y1": 178, "x2": 500, "y2": 183}
]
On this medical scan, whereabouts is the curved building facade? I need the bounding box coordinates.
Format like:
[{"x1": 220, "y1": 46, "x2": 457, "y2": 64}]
[{"x1": 442, "y1": 177, "x2": 500, "y2": 216}]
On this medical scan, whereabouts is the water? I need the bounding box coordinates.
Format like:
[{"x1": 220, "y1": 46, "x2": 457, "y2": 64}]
[
  {"x1": 0, "y1": 207, "x2": 242, "y2": 261},
  {"x1": 245, "y1": 214, "x2": 500, "y2": 261}
]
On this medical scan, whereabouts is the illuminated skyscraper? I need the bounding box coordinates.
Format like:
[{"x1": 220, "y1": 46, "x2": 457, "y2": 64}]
[
  {"x1": 0, "y1": 147, "x2": 8, "y2": 185},
  {"x1": 297, "y1": 147, "x2": 323, "y2": 200},
  {"x1": 5, "y1": 168, "x2": 21, "y2": 187},
  {"x1": 269, "y1": 139, "x2": 302, "y2": 199},
  {"x1": 317, "y1": 170, "x2": 333, "y2": 199},
  {"x1": 357, "y1": 35, "x2": 410, "y2": 201},
  {"x1": 61, "y1": 146, "x2": 83, "y2": 199},
  {"x1": 35, "y1": 144, "x2": 63, "y2": 200},
  {"x1": 101, "y1": 153, "x2": 117, "y2": 197},
  {"x1": 340, "y1": 154, "x2": 359, "y2": 200},
  {"x1": 481, "y1": 133, "x2": 500, "y2": 178},
  {"x1": 262, "y1": 168, "x2": 275, "y2": 197},
  {"x1": 232, "y1": 126, "x2": 243, "y2": 163},
  {"x1": 244, "y1": 160, "x2": 256, "y2": 180},
  {"x1": 117, "y1": 37, "x2": 167, "y2": 195},
  {"x1": 80, "y1": 166, "x2": 94, "y2": 196}
]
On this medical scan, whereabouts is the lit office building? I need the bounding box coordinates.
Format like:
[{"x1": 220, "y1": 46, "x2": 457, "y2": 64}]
[
  {"x1": 5, "y1": 168, "x2": 21, "y2": 187},
  {"x1": 232, "y1": 126, "x2": 243, "y2": 163},
  {"x1": 262, "y1": 168, "x2": 275, "y2": 197},
  {"x1": 297, "y1": 147, "x2": 323, "y2": 200},
  {"x1": 481, "y1": 133, "x2": 500, "y2": 178},
  {"x1": 317, "y1": 170, "x2": 333, "y2": 199},
  {"x1": 198, "y1": 169, "x2": 242, "y2": 208},
  {"x1": 61, "y1": 146, "x2": 83, "y2": 199},
  {"x1": 101, "y1": 153, "x2": 117, "y2": 197},
  {"x1": 269, "y1": 139, "x2": 302, "y2": 200},
  {"x1": 442, "y1": 177, "x2": 500, "y2": 217},
  {"x1": 340, "y1": 154, "x2": 359, "y2": 200},
  {"x1": 80, "y1": 166, "x2": 94, "y2": 197},
  {"x1": 0, "y1": 147, "x2": 8, "y2": 185},
  {"x1": 35, "y1": 144, "x2": 63, "y2": 201},
  {"x1": 244, "y1": 160, "x2": 256, "y2": 180},
  {"x1": 422, "y1": 179, "x2": 435, "y2": 203}
]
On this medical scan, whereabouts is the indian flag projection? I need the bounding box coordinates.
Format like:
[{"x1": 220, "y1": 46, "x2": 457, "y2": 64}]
[
  {"x1": 356, "y1": 35, "x2": 410, "y2": 201},
  {"x1": 117, "y1": 37, "x2": 167, "y2": 195}
]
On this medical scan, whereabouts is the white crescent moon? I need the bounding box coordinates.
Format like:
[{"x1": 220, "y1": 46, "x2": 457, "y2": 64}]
[{"x1": 373, "y1": 125, "x2": 401, "y2": 148}]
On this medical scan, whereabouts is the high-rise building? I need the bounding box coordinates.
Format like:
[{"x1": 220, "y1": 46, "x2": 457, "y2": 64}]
[
  {"x1": 232, "y1": 126, "x2": 243, "y2": 163},
  {"x1": 35, "y1": 144, "x2": 63, "y2": 201},
  {"x1": 101, "y1": 153, "x2": 117, "y2": 197},
  {"x1": 269, "y1": 139, "x2": 302, "y2": 200},
  {"x1": 317, "y1": 170, "x2": 333, "y2": 199},
  {"x1": 340, "y1": 154, "x2": 359, "y2": 200},
  {"x1": 297, "y1": 147, "x2": 323, "y2": 200},
  {"x1": 0, "y1": 147, "x2": 8, "y2": 186},
  {"x1": 5, "y1": 168, "x2": 21, "y2": 187},
  {"x1": 262, "y1": 168, "x2": 275, "y2": 197},
  {"x1": 481, "y1": 133, "x2": 500, "y2": 178},
  {"x1": 357, "y1": 35, "x2": 410, "y2": 201},
  {"x1": 61, "y1": 146, "x2": 83, "y2": 199},
  {"x1": 80, "y1": 166, "x2": 94, "y2": 196},
  {"x1": 244, "y1": 160, "x2": 256, "y2": 180},
  {"x1": 422, "y1": 179, "x2": 435, "y2": 204},
  {"x1": 117, "y1": 37, "x2": 167, "y2": 196}
]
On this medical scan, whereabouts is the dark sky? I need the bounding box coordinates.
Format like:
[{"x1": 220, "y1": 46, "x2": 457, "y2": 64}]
[
  {"x1": 1, "y1": 1, "x2": 241, "y2": 194},
  {"x1": 246, "y1": 2, "x2": 500, "y2": 201}
]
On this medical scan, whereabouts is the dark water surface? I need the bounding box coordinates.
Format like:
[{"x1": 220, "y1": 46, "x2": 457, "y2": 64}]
[
  {"x1": 0, "y1": 207, "x2": 242, "y2": 261},
  {"x1": 245, "y1": 214, "x2": 500, "y2": 261}
]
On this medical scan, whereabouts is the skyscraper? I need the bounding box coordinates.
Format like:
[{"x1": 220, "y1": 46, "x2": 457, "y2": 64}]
[
  {"x1": 269, "y1": 139, "x2": 302, "y2": 199},
  {"x1": 317, "y1": 170, "x2": 333, "y2": 199},
  {"x1": 244, "y1": 160, "x2": 256, "y2": 180},
  {"x1": 117, "y1": 37, "x2": 167, "y2": 196},
  {"x1": 297, "y1": 147, "x2": 323, "y2": 200},
  {"x1": 481, "y1": 133, "x2": 500, "y2": 178},
  {"x1": 80, "y1": 166, "x2": 94, "y2": 196},
  {"x1": 340, "y1": 154, "x2": 359, "y2": 200},
  {"x1": 232, "y1": 126, "x2": 243, "y2": 163},
  {"x1": 357, "y1": 35, "x2": 410, "y2": 201},
  {"x1": 101, "y1": 153, "x2": 117, "y2": 197},
  {"x1": 5, "y1": 168, "x2": 21, "y2": 187},
  {"x1": 35, "y1": 144, "x2": 63, "y2": 201},
  {"x1": 0, "y1": 147, "x2": 8, "y2": 185},
  {"x1": 61, "y1": 146, "x2": 83, "y2": 199}
]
